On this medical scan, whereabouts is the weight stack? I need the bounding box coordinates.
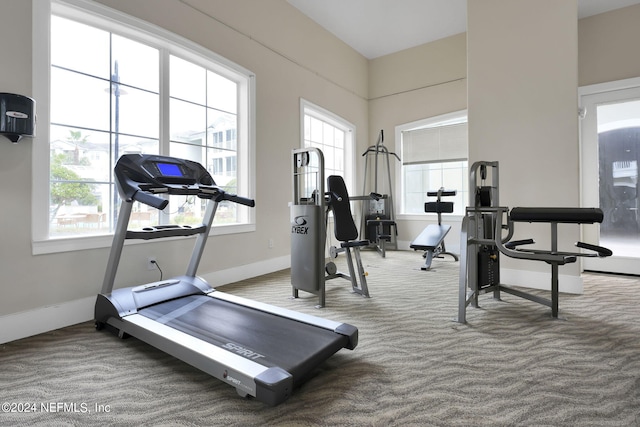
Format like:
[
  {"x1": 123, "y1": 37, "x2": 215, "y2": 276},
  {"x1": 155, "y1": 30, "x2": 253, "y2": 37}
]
[{"x1": 478, "y1": 245, "x2": 500, "y2": 289}]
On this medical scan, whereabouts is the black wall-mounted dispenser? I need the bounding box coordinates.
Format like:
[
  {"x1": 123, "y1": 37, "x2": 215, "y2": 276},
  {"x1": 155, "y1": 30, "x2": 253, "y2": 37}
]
[{"x1": 0, "y1": 93, "x2": 36, "y2": 143}]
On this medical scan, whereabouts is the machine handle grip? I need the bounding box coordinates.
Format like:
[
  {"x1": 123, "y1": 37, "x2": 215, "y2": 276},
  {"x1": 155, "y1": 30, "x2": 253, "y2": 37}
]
[
  {"x1": 325, "y1": 191, "x2": 342, "y2": 202},
  {"x1": 223, "y1": 193, "x2": 255, "y2": 207},
  {"x1": 505, "y1": 238, "x2": 535, "y2": 249},
  {"x1": 133, "y1": 190, "x2": 169, "y2": 210},
  {"x1": 576, "y1": 241, "x2": 612, "y2": 257}
]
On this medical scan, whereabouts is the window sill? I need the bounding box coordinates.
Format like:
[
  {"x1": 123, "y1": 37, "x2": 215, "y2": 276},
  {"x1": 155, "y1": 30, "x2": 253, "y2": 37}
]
[
  {"x1": 397, "y1": 213, "x2": 464, "y2": 222},
  {"x1": 32, "y1": 223, "x2": 256, "y2": 255}
]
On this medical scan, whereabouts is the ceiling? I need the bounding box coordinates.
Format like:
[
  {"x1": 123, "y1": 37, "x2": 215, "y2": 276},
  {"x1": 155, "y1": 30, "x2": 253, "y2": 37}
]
[{"x1": 288, "y1": 0, "x2": 640, "y2": 59}]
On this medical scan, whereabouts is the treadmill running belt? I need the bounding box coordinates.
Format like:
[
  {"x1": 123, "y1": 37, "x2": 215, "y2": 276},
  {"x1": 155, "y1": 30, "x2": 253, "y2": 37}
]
[{"x1": 139, "y1": 295, "x2": 348, "y2": 383}]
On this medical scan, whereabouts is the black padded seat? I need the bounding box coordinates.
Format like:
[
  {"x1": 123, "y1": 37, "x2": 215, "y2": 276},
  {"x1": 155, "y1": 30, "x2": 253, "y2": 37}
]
[
  {"x1": 341, "y1": 240, "x2": 370, "y2": 248},
  {"x1": 510, "y1": 207, "x2": 604, "y2": 224},
  {"x1": 365, "y1": 219, "x2": 395, "y2": 241}
]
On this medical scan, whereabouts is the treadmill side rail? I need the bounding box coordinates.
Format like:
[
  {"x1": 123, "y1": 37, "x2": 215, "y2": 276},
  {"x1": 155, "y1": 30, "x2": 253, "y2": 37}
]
[
  {"x1": 96, "y1": 276, "x2": 212, "y2": 321},
  {"x1": 211, "y1": 291, "x2": 351, "y2": 331},
  {"x1": 110, "y1": 314, "x2": 294, "y2": 405}
]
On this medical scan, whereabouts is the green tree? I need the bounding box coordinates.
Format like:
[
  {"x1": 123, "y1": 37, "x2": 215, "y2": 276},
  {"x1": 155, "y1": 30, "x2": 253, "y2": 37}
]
[
  {"x1": 67, "y1": 130, "x2": 90, "y2": 165},
  {"x1": 50, "y1": 151, "x2": 99, "y2": 220}
]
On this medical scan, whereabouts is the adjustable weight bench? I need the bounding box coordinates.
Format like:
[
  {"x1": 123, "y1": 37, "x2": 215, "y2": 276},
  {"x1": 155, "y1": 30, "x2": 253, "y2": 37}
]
[{"x1": 410, "y1": 188, "x2": 459, "y2": 270}]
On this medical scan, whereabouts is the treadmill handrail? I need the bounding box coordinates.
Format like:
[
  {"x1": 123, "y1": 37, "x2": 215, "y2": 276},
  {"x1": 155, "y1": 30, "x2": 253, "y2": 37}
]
[
  {"x1": 132, "y1": 189, "x2": 168, "y2": 210},
  {"x1": 102, "y1": 154, "x2": 255, "y2": 294}
]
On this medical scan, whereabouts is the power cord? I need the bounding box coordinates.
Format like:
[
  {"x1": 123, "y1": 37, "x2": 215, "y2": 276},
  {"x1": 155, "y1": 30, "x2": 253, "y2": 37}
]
[{"x1": 150, "y1": 259, "x2": 163, "y2": 280}]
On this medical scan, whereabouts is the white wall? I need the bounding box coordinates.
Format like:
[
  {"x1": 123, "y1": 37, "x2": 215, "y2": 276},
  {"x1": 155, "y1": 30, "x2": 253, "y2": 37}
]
[
  {"x1": 467, "y1": 0, "x2": 580, "y2": 288},
  {"x1": 0, "y1": 0, "x2": 369, "y2": 343},
  {"x1": 2, "y1": 0, "x2": 640, "y2": 343},
  {"x1": 369, "y1": 1, "x2": 640, "y2": 294},
  {"x1": 578, "y1": 3, "x2": 640, "y2": 87},
  {"x1": 368, "y1": 33, "x2": 467, "y2": 252}
]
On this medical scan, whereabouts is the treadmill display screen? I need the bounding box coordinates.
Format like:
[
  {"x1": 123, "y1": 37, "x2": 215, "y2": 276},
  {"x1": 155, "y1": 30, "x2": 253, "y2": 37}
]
[{"x1": 156, "y1": 162, "x2": 183, "y2": 177}]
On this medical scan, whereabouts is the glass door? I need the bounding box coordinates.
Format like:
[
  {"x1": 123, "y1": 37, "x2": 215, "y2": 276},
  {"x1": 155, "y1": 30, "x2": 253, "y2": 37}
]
[{"x1": 580, "y1": 79, "x2": 640, "y2": 274}]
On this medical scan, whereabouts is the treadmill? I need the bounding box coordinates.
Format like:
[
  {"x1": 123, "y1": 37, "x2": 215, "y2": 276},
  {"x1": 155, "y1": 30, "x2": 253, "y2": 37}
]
[{"x1": 95, "y1": 154, "x2": 358, "y2": 406}]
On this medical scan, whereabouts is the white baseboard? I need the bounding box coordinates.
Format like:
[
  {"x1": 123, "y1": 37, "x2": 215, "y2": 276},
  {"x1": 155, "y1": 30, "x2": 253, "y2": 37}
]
[
  {"x1": 200, "y1": 255, "x2": 290, "y2": 287},
  {"x1": 500, "y1": 268, "x2": 583, "y2": 294},
  {"x1": 0, "y1": 255, "x2": 291, "y2": 345},
  {"x1": 0, "y1": 297, "x2": 95, "y2": 345}
]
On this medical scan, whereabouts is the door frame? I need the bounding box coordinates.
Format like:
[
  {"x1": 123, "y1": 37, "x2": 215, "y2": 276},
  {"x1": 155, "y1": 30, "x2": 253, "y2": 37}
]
[{"x1": 579, "y1": 76, "x2": 640, "y2": 275}]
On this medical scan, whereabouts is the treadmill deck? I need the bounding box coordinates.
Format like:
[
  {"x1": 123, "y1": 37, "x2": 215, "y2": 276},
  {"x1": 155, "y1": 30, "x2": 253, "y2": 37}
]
[{"x1": 138, "y1": 294, "x2": 348, "y2": 382}]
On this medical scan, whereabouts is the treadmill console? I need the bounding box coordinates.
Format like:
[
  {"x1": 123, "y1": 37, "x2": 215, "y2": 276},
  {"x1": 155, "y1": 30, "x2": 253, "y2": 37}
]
[
  {"x1": 155, "y1": 162, "x2": 186, "y2": 178},
  {"x1": 115, "y1": 154, "x2": 217, "y2": 203},
  {"x1": 118, "y1": 154, "x2": 214, "y2": 187},
  {"x1": 115, "y1": 154, "x2": 254, "y2": 211}
]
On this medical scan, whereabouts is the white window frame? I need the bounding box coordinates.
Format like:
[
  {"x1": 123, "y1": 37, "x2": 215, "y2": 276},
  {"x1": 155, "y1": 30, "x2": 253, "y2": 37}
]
[
  {"x1": 300, "y1": 99, "x2": 355, "y2": 194},
  {"x1": 395, "y1": 110, "x2": 468, "y2": 221},
  {"x1": 32, "y1": 0, "x2": 256, "y2": 255}
]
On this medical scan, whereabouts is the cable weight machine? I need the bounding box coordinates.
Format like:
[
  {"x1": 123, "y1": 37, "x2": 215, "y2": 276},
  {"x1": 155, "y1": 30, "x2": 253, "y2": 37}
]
[{"x1": 356, "y1": 130, "x2": 401, "y2": 257}]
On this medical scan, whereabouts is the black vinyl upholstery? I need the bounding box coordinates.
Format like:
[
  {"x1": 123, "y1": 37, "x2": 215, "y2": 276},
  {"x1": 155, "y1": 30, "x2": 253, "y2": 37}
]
[
  {"x1": 325, "y1": 175, "x2": 371, "y2": 298},
  {"x1": 327, "y1": 175, "x2": 359, "y2": 242},
  {"x1": 510, "y1": 207, "x2": 604, "y2": 224}
]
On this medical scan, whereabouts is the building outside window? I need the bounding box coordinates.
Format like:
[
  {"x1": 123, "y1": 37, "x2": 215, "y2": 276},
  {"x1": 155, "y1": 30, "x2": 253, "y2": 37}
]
[
  {"x1": 33, "y1": 0, "x2": 254, "y2": 253},
  {"x1": 301, "y1": 100, "x2": 354, "y2": 193},
  {"x1": 397, "y1": 111, "x2": 468, "y2": 216}
]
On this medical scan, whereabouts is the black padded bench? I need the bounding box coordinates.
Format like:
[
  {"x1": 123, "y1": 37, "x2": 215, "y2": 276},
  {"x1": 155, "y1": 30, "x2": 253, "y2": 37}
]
[
  {"x1": 510, "y1": 207, "x2": 604, "y2": 224},
  {"x1": 410, "y1": 189, "x2": 458, "y2": 270}
]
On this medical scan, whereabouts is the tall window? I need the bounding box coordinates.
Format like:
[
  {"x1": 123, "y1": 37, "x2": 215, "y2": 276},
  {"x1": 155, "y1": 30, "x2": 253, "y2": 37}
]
[
  {"x1": 397, "y1": 111, "x2": 468, "y2": 216},
  {"x1": 33, "y1": 0, "x2": 254, "y2": 253},
  {"x1": 301, "y1": 100, "x2": 354, "y2": 192}
]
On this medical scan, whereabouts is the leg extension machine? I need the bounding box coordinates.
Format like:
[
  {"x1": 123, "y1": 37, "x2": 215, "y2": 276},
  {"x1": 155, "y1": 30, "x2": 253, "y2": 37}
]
[{"x1": 457, "y1": 161, "x2": 612, "y2": 323}]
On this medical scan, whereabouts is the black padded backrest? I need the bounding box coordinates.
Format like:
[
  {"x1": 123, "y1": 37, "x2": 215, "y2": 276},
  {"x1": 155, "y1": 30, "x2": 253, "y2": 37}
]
[
  {"x1": 327, "y1": 175, "x2": 358, "y2": 242},
  {"x1": 476, "y1": 186, "x2": 492, "y2": 207},
  {"x1": 425, "y1": 201, "x2": 454, "y2": 213}
]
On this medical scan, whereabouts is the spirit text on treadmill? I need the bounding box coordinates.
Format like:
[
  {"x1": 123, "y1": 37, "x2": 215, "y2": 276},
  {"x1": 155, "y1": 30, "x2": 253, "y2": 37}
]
[{"x1": 222, "y1": 342, "x2": 266, "y2": 360}]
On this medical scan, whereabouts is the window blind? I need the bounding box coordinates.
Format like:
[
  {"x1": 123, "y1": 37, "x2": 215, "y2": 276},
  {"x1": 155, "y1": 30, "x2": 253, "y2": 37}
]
[{"x1": 402, "y1": 122, "x2": 468, "y2": 165}]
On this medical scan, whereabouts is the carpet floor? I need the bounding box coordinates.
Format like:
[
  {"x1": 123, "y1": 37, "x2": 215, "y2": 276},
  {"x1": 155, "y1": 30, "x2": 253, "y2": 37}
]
[{"x1": 1, "y1": 250, "x2": 639, "y2": 426}]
